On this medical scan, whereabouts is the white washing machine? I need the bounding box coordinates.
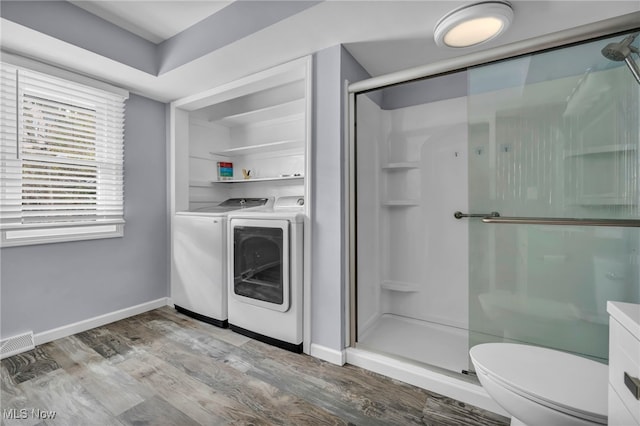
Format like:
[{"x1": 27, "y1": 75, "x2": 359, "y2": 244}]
[
  {"x1": 171, "y1": 198, "x2": 271, "y2": 327},
  {"x1": 227, "y1": 196, "x2": 305, "y2": 352}
]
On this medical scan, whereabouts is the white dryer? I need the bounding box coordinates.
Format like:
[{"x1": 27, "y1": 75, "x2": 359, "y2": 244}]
[
  {"x1": 227, "y1": 196, "x2": 305, "y2": 352},
  {"x1": 171, "y1": 198, "x2": 270, "y2": 327}
]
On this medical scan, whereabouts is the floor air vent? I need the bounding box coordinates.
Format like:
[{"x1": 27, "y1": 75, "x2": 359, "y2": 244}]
[{"x1": 1, "y1": 331, "x2": 35, "y2": 359}]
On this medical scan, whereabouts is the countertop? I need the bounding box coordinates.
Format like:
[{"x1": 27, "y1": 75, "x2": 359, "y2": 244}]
[{"x1": 607, "y1": 301, "x2": 640, "y2": 339}]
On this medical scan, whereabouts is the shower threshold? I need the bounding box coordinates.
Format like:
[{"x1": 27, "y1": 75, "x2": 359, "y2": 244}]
[{"x1": 357, "y1": 314, "x2": 469, "y2": 374}]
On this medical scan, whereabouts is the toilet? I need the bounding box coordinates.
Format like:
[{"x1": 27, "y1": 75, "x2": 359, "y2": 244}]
[{"x1": 470, "y1": 343, "x2": 608, "y2": 426}]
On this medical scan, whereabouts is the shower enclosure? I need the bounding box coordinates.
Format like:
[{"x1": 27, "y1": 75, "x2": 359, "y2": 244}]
[{"x1": 351, "y1": 29, "x2": 640, "y2": 377}]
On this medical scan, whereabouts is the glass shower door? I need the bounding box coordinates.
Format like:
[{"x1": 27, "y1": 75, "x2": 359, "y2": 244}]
[{"x1": 467, "y1": 31, "x2": 640, "y2": 362}]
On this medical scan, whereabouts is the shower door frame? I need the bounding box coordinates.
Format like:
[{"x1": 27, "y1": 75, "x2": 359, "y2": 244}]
[{"x1": 345, "y1": 12, "x2": 640, "y2": 350}]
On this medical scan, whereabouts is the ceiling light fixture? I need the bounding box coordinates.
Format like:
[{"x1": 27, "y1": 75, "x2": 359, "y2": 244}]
[{"x1": 434, "y1": 1, "x2": 514, "y2": 48}]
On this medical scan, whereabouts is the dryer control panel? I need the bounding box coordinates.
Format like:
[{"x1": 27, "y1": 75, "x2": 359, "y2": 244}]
[{"x1": 274, "y1": 196, "x2": 304, "y2": 210}]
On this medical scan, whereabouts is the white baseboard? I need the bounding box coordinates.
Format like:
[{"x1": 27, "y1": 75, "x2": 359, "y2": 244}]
[
  {"x1": 34, "y1": 298, "x2": 170, "y2": 346},
  {"x1": 345, "y1": 347, "x2": 509, "y2": 417},
  {"x1": 310, "y1": 343, "x2": 346, "y2": 365}
]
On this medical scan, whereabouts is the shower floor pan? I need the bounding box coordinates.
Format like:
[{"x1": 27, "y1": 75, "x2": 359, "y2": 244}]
[{"x1": 357, "y1": 314, "x2": 469, "y2": 373}]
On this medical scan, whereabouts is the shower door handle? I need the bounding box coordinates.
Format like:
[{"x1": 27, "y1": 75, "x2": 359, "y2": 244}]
[{"x1": 454, "y1": 211, "x2": 500, "y2": 220}]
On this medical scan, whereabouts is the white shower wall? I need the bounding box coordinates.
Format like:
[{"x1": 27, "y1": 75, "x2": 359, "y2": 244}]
[
  {"x1": 356, "y1": 93, "x2": 470, "y2": 342},
  {"x1": 355, "y1": 95, "x2": 382, "y2": 334}
]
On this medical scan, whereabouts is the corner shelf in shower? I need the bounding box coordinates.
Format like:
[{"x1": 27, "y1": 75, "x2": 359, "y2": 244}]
[
  {"x1": 381, "y1": 280, "x2": 420, "y2": 292},
  {"x1": 563, "y1": 143, "x2": 637, "y2": 158},
  {"x1": 563, "y1": 142, "x2": 638, "y2": 206},
  {"x1": 382, "y1": 200, "x2": 419, "y2": 207},
  {"x1": 382, "y1": 162, "x2": 420, "y2": 170}
]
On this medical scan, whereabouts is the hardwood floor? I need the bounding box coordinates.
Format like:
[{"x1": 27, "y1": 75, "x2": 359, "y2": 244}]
[{"x1": 1, "y1": 307, "x2": 509, "y2": 425}]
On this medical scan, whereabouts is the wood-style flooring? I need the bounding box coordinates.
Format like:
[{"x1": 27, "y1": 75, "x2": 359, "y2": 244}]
[{"x1": 1, "y1": 307, "x2": 509, "y2": 425}]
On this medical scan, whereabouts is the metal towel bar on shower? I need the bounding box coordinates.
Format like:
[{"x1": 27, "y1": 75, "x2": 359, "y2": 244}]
[
  {"x1": 482, "y1": 216, "x2": 640, "y2": 227},
  {"x1": 454, "y1": 211, "x2": 640, "y2": 227},
  {"x1": 453, "y1": 211, "x2": 500, "y2": 219}
]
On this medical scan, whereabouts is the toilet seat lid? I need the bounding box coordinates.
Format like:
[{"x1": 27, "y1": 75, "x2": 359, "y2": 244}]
[{"x1": 470, "y1": 343, "x2": 607, "y2": 423}]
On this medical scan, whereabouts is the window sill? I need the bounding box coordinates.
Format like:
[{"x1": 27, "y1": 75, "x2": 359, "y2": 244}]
[{"x1": 0, "y1": 221, "x2": 125, "y2": 247}]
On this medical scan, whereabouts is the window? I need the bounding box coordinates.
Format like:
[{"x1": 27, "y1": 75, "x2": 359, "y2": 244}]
[{"x1": 0, "y1": 63, "x2": 127, "y2": 246}]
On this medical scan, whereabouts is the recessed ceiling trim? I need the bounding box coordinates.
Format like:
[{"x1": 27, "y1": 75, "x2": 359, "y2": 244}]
[
  {"x1": 69, "y1": 1, "x2": 234, "y2": 44},
  {"x1": 157, "y1": 0, "x2": 321, "y2": 75},
  {"x1": 0, "y1": 1, "x2": 157, "y2": 75},
  {"x1": 1, "y1": 0, "x2": 322, "y2": 78}
]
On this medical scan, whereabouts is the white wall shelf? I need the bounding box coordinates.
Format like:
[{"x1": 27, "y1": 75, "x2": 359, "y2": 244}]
[
  {"x1": 381, "y1": 280, "x2": 421, "y2": 292},
  {"x1": 211, "y1": 139, "x2": 303, "y2": 157},
  {"x1": 212, "y1": 175, "x2": 304, "y2": 184},
  {"x1": 215, "y1": 99, "x2": 304, "y2": 127}
]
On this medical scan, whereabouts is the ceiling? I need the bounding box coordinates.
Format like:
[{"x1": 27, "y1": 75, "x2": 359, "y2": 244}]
[
  {"x1": 1, "y1": 1, "x2": 639, "y2": 103},
  {"x1": 69, "y1": 0, "x2": 234, "y2": 44}
]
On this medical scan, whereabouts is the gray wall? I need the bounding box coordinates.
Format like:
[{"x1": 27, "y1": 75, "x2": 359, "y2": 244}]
[
  {"x1": 311, "y1": 45, "x2": 370, "y2": 351},
  {"x1": 0, "y1": 94, "x2": 168, "y2": 338}
]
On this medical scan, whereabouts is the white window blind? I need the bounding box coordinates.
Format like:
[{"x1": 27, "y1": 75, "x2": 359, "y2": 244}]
[
  {"x1": 0, "y1": 64, "x2": 20, "y2": 227},
  {"x1": 0, "y1": 62, "x2": 127, "y2": 246}
]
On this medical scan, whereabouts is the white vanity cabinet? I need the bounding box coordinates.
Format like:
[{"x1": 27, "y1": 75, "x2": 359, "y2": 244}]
[{"x1": 607, "y1": 301, "x2": 640, "y2": 426}]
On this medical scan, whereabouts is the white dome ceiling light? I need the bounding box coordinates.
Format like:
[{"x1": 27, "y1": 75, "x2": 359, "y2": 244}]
[{"x1": 434, "y1": 1, "x2": 514, "y2": 48}]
